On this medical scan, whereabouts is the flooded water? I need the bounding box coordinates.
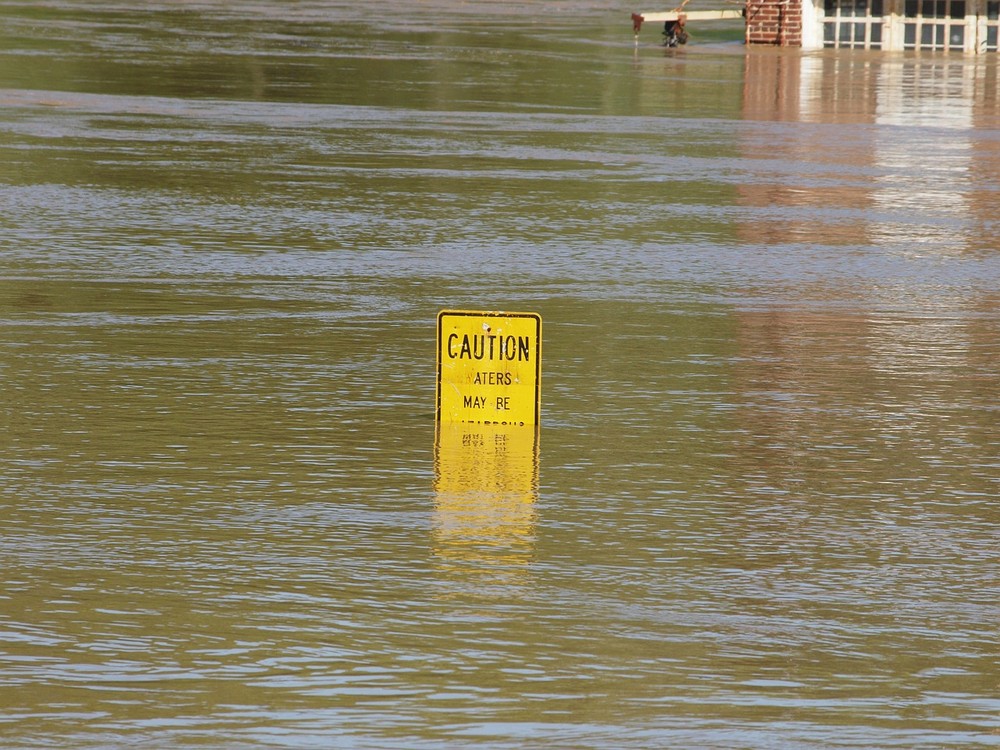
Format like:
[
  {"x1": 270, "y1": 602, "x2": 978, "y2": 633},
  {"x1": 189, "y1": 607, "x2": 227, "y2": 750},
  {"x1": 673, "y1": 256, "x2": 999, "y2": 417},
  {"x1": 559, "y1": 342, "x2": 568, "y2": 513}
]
[{"x1": 2, "y1": 1, "x2": 999, "y2": 747}]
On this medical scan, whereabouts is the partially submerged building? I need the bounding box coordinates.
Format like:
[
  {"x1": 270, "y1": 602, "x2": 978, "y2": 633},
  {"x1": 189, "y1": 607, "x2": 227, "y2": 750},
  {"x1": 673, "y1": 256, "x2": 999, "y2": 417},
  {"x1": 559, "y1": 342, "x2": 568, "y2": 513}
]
[{"x1": 634, "y1": 0, "x2": 1000, "y2": 51}]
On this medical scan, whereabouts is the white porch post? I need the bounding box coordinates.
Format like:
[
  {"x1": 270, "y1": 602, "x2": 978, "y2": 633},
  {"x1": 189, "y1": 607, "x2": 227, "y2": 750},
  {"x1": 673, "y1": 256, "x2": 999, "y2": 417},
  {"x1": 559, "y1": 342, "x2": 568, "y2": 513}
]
[{"x1": 802, "y1": 0, "x2": 824, "y2": 47}]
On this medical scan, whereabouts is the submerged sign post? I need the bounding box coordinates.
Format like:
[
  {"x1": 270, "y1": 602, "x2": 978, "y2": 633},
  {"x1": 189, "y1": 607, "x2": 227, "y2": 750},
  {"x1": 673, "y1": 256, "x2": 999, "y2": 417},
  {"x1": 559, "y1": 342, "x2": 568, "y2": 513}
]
[{"x1": 436, "y1": 310, "x2": 541, "y2": 426}]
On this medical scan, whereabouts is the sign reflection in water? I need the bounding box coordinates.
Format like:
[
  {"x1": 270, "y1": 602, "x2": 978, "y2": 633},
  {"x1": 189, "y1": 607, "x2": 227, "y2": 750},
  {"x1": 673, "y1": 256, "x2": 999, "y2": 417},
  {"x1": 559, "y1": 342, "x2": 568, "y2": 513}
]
[{"x1": 433, "y1": 422, "x2": 539, "y2": 591}]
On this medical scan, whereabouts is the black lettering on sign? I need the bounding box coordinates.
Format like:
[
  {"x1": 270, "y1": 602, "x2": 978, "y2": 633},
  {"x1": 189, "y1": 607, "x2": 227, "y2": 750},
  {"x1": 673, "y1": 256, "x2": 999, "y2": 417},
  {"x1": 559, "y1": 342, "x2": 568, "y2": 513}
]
[
  {"x1": 472, "y1": 371, "x2": 513, "y2": 385},
  {"x1": 447, "y1": 333, "x2": 531, "y2": 362}
]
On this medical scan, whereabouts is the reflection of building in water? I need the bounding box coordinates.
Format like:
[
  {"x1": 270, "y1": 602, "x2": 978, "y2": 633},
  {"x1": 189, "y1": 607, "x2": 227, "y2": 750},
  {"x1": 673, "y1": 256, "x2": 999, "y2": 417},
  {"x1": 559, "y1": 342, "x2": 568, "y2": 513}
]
[
  {"x1": 729, "y1": 308, "x2": 872, "y2": 484},
  {"x1": 732, "y1": 52, "x2": 998, "y2": 485},
  {"x1": 740, "y1": 53, "x2": 995, "y2": 252},
  {"x1": 432, "y1": 423, "x2": 539, "y2": 592},
  {"x1": 872, "y1": 61, "x2": 978, "y2": 252},
  {"x1": 738, "y1": 54, "x2": 883, "y2": 248}
]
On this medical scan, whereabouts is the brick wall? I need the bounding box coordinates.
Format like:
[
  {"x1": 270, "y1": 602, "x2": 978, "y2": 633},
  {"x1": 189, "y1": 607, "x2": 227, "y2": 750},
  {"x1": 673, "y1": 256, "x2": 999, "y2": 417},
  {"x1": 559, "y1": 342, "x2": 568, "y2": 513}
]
[{"x1": 745, "y1": 0, "x2": 802, "y2": 46}]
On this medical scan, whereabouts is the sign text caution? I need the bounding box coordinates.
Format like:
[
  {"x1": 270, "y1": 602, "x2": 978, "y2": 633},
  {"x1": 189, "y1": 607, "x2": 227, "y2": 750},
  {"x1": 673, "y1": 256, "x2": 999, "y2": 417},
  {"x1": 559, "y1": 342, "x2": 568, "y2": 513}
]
[{"x1": 436, "y1": 310, "x2": 541, "y2": 425}]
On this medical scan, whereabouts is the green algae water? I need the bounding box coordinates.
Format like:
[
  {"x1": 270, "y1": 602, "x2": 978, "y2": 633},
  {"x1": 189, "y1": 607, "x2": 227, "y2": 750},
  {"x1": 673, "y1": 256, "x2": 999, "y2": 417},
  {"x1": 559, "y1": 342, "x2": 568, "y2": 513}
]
[{"x1": 1, "y1": 2, "x2": 998, "y2": 747}]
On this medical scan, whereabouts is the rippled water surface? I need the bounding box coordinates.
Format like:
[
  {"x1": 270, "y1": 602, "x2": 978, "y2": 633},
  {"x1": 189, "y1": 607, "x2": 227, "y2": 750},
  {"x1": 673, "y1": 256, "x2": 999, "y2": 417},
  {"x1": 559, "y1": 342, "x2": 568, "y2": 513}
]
[{"x1": 1, "y1": 1, "x2": 999, "y2": 748}]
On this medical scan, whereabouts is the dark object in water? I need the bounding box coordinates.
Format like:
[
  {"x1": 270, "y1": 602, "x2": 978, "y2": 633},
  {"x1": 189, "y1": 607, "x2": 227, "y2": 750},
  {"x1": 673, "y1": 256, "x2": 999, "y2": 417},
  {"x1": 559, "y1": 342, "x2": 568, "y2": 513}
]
[{"x1": 662, "y1": 18, "x2": 689, "y2": 46}]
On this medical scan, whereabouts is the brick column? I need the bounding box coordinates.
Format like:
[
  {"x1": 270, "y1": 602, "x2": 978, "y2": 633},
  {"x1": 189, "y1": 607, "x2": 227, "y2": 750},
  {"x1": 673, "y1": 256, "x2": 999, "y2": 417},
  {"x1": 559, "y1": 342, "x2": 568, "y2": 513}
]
[{"x1": 745, "y1": 0, "x2": 803, "y2": 46}]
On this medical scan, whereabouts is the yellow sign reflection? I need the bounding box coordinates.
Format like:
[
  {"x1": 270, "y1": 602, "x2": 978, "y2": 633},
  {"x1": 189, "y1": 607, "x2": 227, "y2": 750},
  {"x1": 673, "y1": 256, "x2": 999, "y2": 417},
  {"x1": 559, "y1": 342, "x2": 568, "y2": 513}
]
[{"x1": 432, "y1": 422, "x2": 539, "y2": 589}]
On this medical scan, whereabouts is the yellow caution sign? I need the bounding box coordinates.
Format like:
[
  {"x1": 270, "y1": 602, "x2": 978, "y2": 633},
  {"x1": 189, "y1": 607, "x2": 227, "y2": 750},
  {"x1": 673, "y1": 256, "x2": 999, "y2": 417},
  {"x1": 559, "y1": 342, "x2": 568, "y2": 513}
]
[{"x1": 436, "y1": 310, "x2": 541, "y2": 425}]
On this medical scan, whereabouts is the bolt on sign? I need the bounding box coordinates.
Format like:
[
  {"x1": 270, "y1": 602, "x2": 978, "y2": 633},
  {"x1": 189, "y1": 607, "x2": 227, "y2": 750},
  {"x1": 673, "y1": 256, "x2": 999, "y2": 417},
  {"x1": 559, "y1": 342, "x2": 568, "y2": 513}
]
[{"x1": 436, "y1": 310, "x2": 541, "y2": 425}]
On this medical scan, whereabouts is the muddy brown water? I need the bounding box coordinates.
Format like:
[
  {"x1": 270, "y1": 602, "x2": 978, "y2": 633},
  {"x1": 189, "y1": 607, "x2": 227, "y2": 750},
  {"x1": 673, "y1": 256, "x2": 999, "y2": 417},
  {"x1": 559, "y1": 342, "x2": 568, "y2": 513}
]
[{"x1": 1, "y1": 2, "x2": 998, "y2": 748}]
